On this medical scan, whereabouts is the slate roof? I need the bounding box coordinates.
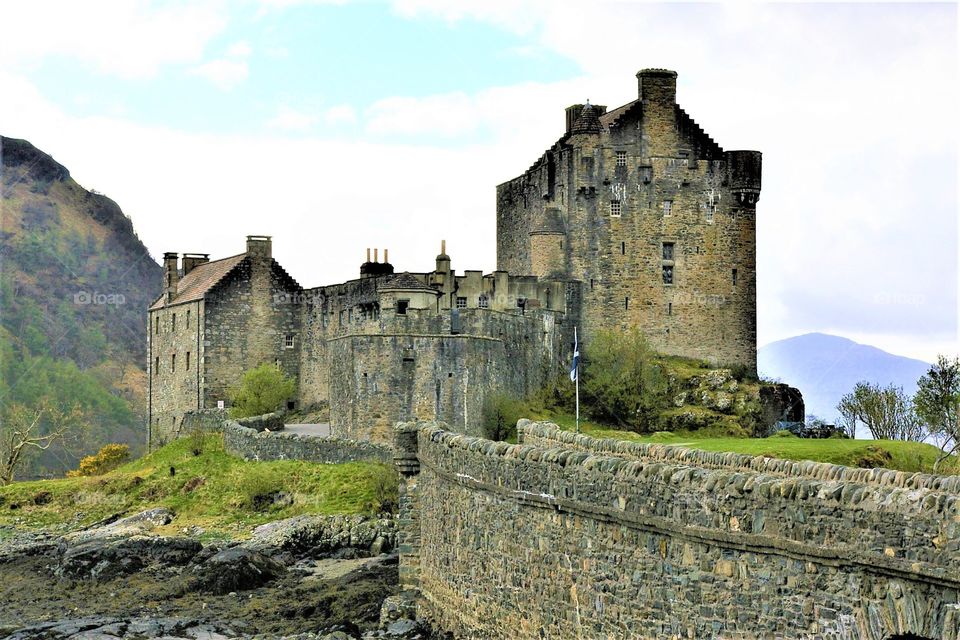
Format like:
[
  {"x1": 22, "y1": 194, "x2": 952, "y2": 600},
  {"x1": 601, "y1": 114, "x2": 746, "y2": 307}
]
[
  {"x1": 149, "y1": 253, "x2": 246, "y2": 310},
  {"x1": 378, "y1": 272, "x2": 437, "y2": 292},
  {"x1": 570, "y1": 103, "x2": 603, "y2": 134}
]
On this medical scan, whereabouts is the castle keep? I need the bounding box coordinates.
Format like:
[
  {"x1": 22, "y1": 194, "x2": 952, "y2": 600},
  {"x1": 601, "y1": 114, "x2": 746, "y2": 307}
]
[{"x1": 148, "y1": 69, "x2": 762, "y2": 448}]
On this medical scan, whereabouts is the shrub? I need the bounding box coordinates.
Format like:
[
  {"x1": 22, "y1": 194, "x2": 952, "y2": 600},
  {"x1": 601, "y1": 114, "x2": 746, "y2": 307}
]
[
  {"x1": 368, "y1": 465, "x2": 399, "y2": 515},
  {"x1": 581, "y1": 329, "x2": 669, "y2": 433},
  {"x1": 481, "y1": 393, "x2": 529, "y2": 442},
  {"x1": 67, "y1": 444, "x2": 130, "y2": 477},
  {"x1": 228, "y1": 363, "x2": 296, "y2": 419}
]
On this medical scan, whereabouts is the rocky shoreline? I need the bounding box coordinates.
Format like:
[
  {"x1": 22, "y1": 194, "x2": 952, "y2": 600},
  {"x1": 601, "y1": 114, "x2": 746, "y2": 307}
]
[{"x1": 0, "y1": 510, "x2": 438, "y2": 640}]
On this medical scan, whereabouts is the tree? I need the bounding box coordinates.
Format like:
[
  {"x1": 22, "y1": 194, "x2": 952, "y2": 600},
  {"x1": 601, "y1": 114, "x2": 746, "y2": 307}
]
[
  {"x1": 836, "y1": 382, "x2": 925, "y2": 442},
  {"x1": 0, "y1": 400, "x2": 83, "y2": 484},
  {"x1": 914, "y1": 355, "x2": 960, "y2": 471},
  {"x1": 228, "y1": 363, "x2": 296, "y2": 418},
  {"x1": 581, "y1": 329, "x2": 668, "y2": 432}
]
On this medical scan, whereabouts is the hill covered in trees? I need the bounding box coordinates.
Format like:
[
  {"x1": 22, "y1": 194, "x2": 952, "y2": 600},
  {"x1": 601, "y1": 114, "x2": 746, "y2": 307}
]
[{"x1": 0, "y1": 136, "x2": 162, "y2": 478}]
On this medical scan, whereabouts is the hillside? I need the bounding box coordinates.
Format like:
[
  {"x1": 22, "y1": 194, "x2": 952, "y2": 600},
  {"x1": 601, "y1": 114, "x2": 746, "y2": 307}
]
[
  {"x1": 0, "y1": 136, "x2": 162, "y2": 477},
  {"x1": 758, "y1": 333, "x2": 931, "y2": 423}
]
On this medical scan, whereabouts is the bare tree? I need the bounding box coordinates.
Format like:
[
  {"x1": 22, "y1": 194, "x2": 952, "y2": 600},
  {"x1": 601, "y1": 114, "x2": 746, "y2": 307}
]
[
  {"x1": 837, "y1": 382, "x2": 926, "y2": 442},
  {"x1": 0, "y1": 401, "x2": 82, "y2": 484},
  {"x1": 914, "y1": 355, "x2": 960, "y2": 471}
]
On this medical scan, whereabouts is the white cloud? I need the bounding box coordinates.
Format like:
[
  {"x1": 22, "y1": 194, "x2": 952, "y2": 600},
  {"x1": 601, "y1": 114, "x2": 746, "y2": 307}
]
[
  {"x1": 0, "y1": 1, "x2": 226, "y2": 78},
  {"x1": 267, "y1": 105, "x2": 320, "y2": 131},
  {"x1": 189, "y1": 40, "x2": 251, "y2": 90},
  {"x1": 324, "y1": 105, "x2": 358, "y2": 126}
]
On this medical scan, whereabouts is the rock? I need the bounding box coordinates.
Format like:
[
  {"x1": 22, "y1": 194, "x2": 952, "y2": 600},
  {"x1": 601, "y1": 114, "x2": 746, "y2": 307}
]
[
  {"x1": 191, "y1": 547, "x2": 285, "y2": 595},
  {"x1": 248, "y1": 514, "x2": 396, "y2": 560},
  {"x1": 3, "y1": 616, "x2": 238, "y2": 640},
  {"x1": 57, "y1": 535, "x2": 201, "y2": 581}
]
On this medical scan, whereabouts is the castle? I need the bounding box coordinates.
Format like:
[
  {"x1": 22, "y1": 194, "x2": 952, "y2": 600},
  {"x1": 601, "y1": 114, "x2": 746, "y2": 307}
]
[{"x1": 147, "y1": 69, "x2": 761, "y2": 449}]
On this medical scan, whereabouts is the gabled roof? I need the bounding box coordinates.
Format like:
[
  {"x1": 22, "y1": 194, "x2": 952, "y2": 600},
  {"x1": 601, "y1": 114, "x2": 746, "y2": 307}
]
[
  {"x1": 149, "y1": 253, "x2": 246, "y2": 310},
  {"x1": 378, "y1": 272, "x2": 437, "y2": 293},
  {"x1": 599, "y1": 99, "x2": 640, "y2": 129}
]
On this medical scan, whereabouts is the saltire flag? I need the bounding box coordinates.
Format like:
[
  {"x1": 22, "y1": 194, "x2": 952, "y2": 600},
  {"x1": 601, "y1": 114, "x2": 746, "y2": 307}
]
[{"x1": 570, "y1": 328, "x2": 579, "y2": 382}]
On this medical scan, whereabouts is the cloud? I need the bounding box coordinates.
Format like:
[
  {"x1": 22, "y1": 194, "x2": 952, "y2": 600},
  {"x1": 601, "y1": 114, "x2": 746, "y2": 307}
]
[
  {"x1": 0, "y1": 1, "x2": 226, "y2": 78},
  {"x1": 324, "y1": 105, "x2": 357, "y2": 126},
  {"x1": 267, "y1": 105, "x2": 320, "y2": 131},
  {"x1": 189, "y1": 40, "x2": 251, "y2": 90}
]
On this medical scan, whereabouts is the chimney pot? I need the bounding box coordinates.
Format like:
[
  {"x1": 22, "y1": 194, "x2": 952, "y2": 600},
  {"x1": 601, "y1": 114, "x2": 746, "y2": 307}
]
[
  {"x1": 374, "y1": 248, "x2": 379, "y2": 263},
  {"x1": 384, "y1": 248, "x2": 389, "y2": 263}
]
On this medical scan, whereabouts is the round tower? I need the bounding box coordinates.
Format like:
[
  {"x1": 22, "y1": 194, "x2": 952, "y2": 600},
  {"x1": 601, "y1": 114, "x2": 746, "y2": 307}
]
[{"x1": 529, "y1": 208, "x2": 567, "y2": 278}]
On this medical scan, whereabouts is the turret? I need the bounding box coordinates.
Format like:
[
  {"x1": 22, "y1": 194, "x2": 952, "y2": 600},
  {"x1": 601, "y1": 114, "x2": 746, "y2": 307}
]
[
  {"x1": 725, "y1": 150, "x2": 762, "y2": 207},
  {"x1": 163, "y1": 252, "x2": 179, "y2": 303},
  {"x1": 529, "y1": 208, "x2": 567, "y2": 278}
]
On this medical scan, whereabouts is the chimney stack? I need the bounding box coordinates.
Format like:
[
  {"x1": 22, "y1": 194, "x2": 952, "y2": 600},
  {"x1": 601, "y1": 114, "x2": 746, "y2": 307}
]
[
  {"x1": 384, "y1": 248, "x2": 388, "y2": 264},
  {"x1": 246, "y1": 235, "x2": 272, "y2": 260},
  {"x1": 163, "y1": 252, "x2": 179, "y2": 303},
  {"x1": 182, "y1": 253, "x2": 210, "y2": 276}
]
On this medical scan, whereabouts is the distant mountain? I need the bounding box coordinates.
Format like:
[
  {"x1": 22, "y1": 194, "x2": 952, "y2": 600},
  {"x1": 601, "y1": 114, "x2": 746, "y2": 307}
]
[
  {"x1": 758, "y1": 333, "x2": 931, "y2": 423},
  {"x1": 0, "y1": 136, "x2": 162, "y2": 477}
]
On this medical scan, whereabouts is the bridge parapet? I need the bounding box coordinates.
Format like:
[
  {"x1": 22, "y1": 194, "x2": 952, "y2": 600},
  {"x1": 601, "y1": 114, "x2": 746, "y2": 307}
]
[{"x1": 399, "y1": 421, "x2": 960, "y2": 639}]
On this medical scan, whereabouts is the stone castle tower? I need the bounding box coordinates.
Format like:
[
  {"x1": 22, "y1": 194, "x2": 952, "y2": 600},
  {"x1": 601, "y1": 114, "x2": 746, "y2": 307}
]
[{"x1": 497, "y1": 69, "x2": 760, "y2": 369}]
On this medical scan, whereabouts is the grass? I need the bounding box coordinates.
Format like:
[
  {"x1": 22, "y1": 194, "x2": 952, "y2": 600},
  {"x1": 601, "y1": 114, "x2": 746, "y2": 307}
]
[
  {"x1": 536, "y1": 412, "x2": 959, "y2": 475},
  {"x1": 0, "y1": 434, "x2": 396, "y2": 539}
]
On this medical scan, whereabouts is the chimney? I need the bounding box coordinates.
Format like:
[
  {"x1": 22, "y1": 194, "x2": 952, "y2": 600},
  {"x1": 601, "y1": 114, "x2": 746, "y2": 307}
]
[
  {"x1": 163, "y1": 252, "x2": 179, "y2": 303},
  {"x1": 637, "y1": 68, "x2": 677, "y2": 105},
  {"x1": 636, "y1": 69, "x2": 678, "y2": 156},
  {"x1": 246, "y1": 235, "x2": 272, "y2": 260},
  {"x1": 384, "y1": 248, "x2": 388, "y2": 263},
  {"x1": 374, "y1": 248, "x2": 379, "y2": 263},
  {"x1": 182, "y1": 253, "x2": 209, "y2": 276}
]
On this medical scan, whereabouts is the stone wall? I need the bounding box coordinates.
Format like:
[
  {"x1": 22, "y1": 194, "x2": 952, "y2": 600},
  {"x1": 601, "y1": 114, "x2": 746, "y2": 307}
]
[
  {"x1": 397, "y1": 422, "x2": 960, "y2": 640},
  {"x1": 147, "y1": 300, "x2": 203, "y2": 448},
  {"x1": 224, "y1": 419, "x2": 392, "y2": 464},
  {"x1": 178, "y1": 408, "x2": 228, "y2": 434}
]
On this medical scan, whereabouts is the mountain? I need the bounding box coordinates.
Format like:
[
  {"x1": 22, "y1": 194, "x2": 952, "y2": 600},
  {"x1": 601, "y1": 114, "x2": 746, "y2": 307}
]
[
  {"x1": 758, "y1": 333, "x2": 931, "y2": 423},
  {"x1": 0, "y1": 136, "x2": 162, "y2": 477}
]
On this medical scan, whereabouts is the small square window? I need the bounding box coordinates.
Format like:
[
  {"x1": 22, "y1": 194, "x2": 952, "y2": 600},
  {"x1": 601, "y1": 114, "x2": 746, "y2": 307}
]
[
  {"x1": 397, "y1": 300, "x2": 409, "y2": 315},
  {"x1": 615, "y1": 151, "x2": 627, "y2": 167},
  {"x1": 478, "y1": 295, "x2": 489, "y2": 309},
  {"x1": 610, "y1": 200, "x2": 622, "y2": 217},
  {"x1": 662, "y1": 265, "x2": 674, "y2": 285},
  {"x1": 662, "y1": 242, "x2": 674, "y2": 261},
  {"x1": 456, "y1": 297, "x2": 467, "y2": 309},
  {"x1": 662, "y1": 200, "x2": 672, "y2": 217},
  {"x1": 285, "y1": 334, "x2": 295, "y2": 348}
]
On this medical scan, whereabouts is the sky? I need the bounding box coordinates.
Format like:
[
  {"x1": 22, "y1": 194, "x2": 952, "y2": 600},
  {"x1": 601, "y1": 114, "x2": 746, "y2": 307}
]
[{"x1": 1, "y1": 0, "x2": 957, "y2": 362}]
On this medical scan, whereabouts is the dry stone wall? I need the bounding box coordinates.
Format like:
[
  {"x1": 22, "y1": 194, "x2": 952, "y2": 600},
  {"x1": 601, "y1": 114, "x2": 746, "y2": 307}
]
[
  {"x1": 397, "y1": 422, "x2": 960, "y2": 640},
  {"x1": 224, "y1": 418, "x2": 391, "y2": 464}
]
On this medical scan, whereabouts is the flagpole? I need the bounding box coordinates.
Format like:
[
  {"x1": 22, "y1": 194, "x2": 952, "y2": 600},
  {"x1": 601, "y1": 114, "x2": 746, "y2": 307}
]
[{"x1": 574, "y1": 326, "x2": 580, "y2": 434}]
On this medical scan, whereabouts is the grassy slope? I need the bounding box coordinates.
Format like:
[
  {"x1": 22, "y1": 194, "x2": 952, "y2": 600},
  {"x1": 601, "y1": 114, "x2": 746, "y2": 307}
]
[
  {"x1": 0, "y1": 434, "x2": 394, "y2": 540},
  {"x1": 539, "y1": 412, "x2": 958, "y2": 475}
]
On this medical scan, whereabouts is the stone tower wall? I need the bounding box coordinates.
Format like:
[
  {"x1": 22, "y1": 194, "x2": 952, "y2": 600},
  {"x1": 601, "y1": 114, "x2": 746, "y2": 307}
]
[{"x1": 147, "y1": 299, "x2": 203, "y2": 448}]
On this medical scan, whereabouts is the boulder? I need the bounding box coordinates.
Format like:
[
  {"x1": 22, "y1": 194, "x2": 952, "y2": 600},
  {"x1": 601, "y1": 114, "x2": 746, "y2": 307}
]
[
  {"x1": 57, "y1": 534, "x2": 201, "y2": 581},
  {"x1": 191, "y1": 547, "x2": 285, "y2": 594}
]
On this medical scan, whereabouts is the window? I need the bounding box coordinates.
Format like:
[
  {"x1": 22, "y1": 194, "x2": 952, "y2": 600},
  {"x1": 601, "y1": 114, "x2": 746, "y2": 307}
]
[
  {"x1": 396, "y1": 299, "x2": 409, "y2": 315},
  {"x1": 662, "y1": 265, "x2": 674, "y2": 285},
  {"x1": 732, "y1": 268, "x2": 738, "y2": 286},
  {"x1": 615, "y1": 151, "x2": 627, "y2": 167},
  {"x1": 456, "y1": 297, "x2": 467, "y2": 309},
  {"x1": 624, "y1": 296, "x2": 630, "y2": 310},
  {"x1": 186, "y1": 309, "x2": 191, "y2": 326},
  {"x1": 668, "y1": 302, "x2": 673, "y2": 316},
  {"x1": 186, "y1": 351, "x2": 190, "y2": 369},
  {"x1": 478, "y1": 295, "x2": 489, "y2": 309},
  {"x1": 285, "y1": 334, "x2": 295, "y2": 348},
  {"x1": 640, "y1": 166, "x2": 653, "y2": 183},
  {"x1": 171, "y1": 353, "x2": 176, "y2": 372},
  {"x1": 154, "y1": 356, "x2": 159, "y2": 376},
  {"x1": 171, "y1": 313, "x2": 176, "y2": 331},
  {"x1": 662, "y1": 242, "x2": 675, "y2": 260},
  {"x1": 621, "y1": 241, "x2": 626, "y2": 255},
  {"x1": 662, "y1": 200, "x2": 672, "y2": 217},
  {"x1": 154, "y1": 316, "x2": 159, "y2": 334},
  {"x1": 610, "y1": 200, "x2": 622, "y2": 217},
  {"x1": 706, "y1": 203, "x2": 716, "y2": 223}
]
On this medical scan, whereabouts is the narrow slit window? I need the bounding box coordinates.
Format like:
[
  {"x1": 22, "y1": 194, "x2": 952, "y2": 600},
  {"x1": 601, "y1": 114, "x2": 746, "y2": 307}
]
[
  {"x1": 171, "y1": 313, "x2": 176, "y2": 331},
  {"x1": 732, "y1": 268, "x2": 738, "y2": 286},
  {"x1": 668, "y1": 302, "x2": 672, "y2": 316},
  {"x1": 186, "y1": 351, "x2": 191, "y2": 369},
  {"x1": 154, "y1": 356, "x2": 159, "y2": 376},
  {"x1": 621, "y1": 241, "x2": 626, "y2": 255},
  {"x1": 170, "y1": 353, "x2": 176, "y2": 372},
  {"x1": 624, "y1": 296, "x2": 630, "y2": 310},
  {"x1": 186, "y1": 309, "x2": 191, "y2": 325},
  {"x1": 155, "y1": 316, "x2": 159, "y2": 334}
]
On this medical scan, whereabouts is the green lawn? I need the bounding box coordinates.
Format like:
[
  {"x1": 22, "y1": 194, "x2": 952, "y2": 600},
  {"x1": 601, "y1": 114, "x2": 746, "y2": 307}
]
[
  {"x1": 0, "y1": 433, "x2": 396, "y2": 539},
  {"x1": 537, "y1": 413, "x2": 958, "y2": 475}
]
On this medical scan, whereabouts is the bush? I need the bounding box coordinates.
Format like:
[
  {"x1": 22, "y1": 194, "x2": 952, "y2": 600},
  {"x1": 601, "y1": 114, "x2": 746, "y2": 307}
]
[
  {"x1": 368, "y1": 465, "x2": 399, "y2": 514},
  {"x1": 581, "y1": 329, "x2": 668, "y2": 433},
  {"x1": 481, "y1": 393, "x2": 529, "y2": 442},
  {"x1": 67, "y1": 444, "x2": 130, "y2": 477},
  {"x1": 228, "y1": 363, "x2": 296, "y2": 419}
]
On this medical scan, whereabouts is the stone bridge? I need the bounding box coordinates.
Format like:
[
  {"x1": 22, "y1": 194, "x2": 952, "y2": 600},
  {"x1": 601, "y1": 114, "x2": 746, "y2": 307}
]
[{"x1": 394, "y1": 421, "x2": 960, "y2": 640}]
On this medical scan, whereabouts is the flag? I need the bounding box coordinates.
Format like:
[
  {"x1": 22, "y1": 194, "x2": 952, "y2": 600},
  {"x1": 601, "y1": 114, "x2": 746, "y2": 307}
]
[{"x1": 570, "y1": 328, "x2": 579, "y2": 382}]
